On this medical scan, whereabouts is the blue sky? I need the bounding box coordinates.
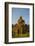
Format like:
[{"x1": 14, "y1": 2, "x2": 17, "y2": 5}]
[{"x1": 12, "y1": 8, "x2": 29, "y2": 24}]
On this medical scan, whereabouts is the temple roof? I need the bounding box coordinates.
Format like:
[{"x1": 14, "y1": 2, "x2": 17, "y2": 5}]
[{"x1": 18, "y1": 16, "x2": 25, "y2": 23}]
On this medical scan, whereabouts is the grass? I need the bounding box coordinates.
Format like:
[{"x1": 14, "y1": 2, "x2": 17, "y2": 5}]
[{"x1": 12, "y1": 33, "x2": 29, "y2": 38}]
